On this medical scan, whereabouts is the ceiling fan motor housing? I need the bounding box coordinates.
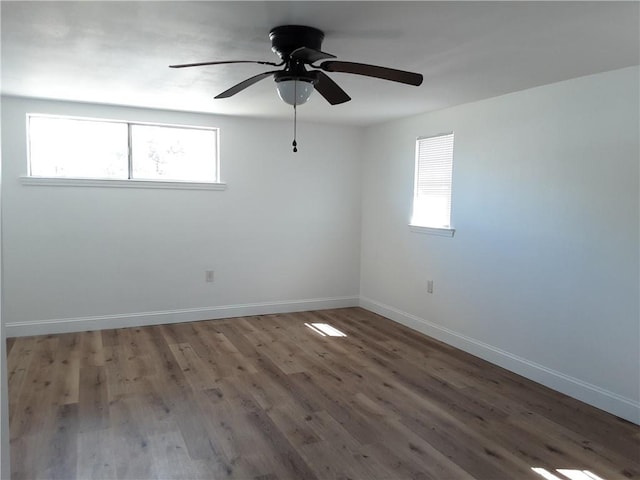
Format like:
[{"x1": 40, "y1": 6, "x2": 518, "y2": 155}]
[{"x1": 269, "y1": 25, "x2": 325, "y2": 60}]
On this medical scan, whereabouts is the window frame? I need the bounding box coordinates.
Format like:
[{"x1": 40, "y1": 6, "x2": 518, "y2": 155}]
[
  {"x1": 23, "y1": 113, "x2": 226, "y2": 190},
  {"x1": 409, "y1": 132, "x2": 455, "y2": 238}
]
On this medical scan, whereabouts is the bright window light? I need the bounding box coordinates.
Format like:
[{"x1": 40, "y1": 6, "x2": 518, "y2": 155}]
[
  {"x1": 532, "y1": 468, "x2": 607, "y2": 480},
  {"x1": 557, "y1": 470, "x2": 605, "y2": 480},
  {"x1": 411, "y1": 132, "x2": 454, "y2": 229},
  {"x1": 27, "y1": 115, "x2": 219, "y2": 183},
  {"x1": 131, "y1": 124, "x2": 217, "y2": 182},
  {"x1": 305, "y1": 323, "x2": 326, "y2": 336},
  {"x1": 304, "y1": 323, "x2": 347, "y2": 337},
  {"x1": 531, "y1": 468, "x2": 563, "y2": 480},
  {"x1": 29, "y1": 116, "x2": 128, "y2": 179}
]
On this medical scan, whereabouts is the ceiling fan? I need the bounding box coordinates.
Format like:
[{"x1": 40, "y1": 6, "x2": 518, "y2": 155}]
[
  {"x1": 170, "y1": 25, "x2": 423, "y2": 151},
  {"x1": 169, "y1": 25, "x2": 424, "y2": 106}
]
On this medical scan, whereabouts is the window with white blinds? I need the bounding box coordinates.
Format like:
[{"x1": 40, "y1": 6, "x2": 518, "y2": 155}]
[{"x1": 411, "y1": 132, "x2": 454, "y2": 229}]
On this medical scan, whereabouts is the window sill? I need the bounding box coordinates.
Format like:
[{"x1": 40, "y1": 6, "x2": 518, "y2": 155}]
[
  {"x1": 409, "y1": 225, "x2": 455, "y2": 237},
  {"x1": 20, "y1": 176, "x2": 227, "y2": 191}
]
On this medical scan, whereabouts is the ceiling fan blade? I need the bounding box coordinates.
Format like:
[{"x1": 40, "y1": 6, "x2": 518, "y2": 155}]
[
  {"x1": 314, "y1": 71, "x2": 351, "y2": 105},
  {"x1": 214, "y1": 70, "x2": 280, "y2": 99},
  {"x1": 170, "y1": 60, "x2": 282, "y2": 68},
  {"x1": 320, "y1": 61, "x2": 423, "y2": 86},
  {"x1": 290, "y1": 47, "x2": 336, "y2": 64}
]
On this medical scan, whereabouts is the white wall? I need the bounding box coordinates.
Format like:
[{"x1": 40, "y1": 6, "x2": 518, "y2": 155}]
[
  {"x1": 0, "y1": 113, "x2": 8, "y2": 480},
  {"x1": 360, "y1": 66, "x2": 640, "y2": 423},
  {"x1": 1, "y1": 97, "x2": 362, "y2": 334}
]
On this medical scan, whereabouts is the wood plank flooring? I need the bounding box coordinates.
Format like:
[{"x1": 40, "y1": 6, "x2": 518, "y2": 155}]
[{"x1": 7, "y1": 307, "x2": 640, "y2": 480}]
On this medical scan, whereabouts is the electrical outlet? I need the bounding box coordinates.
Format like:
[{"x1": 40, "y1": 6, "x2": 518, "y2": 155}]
[
  {"x1": 427, "y1": 280, "x2": 434, "y2": 294},
  {"x1": 205, "y1": 270, "x2": 214, "y2": 283}
]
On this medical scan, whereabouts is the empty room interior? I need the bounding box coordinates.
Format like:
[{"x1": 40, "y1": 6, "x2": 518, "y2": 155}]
[{"x1": 0, "y1": 1, "x2": 639, "y2": 479}]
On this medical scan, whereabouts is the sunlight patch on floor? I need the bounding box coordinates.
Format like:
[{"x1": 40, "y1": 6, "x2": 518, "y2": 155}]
[
  {"x1": 532, "y1": 467, "x2": 606, "y2": 480},
  {"x1": 304, "y1": 322, "x2": 347, "y2": 337}
]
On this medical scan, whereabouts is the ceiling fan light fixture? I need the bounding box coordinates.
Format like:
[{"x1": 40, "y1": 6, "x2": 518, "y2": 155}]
[{"x1": 276, "y1": 79, "x2": 314, "y2": 106}]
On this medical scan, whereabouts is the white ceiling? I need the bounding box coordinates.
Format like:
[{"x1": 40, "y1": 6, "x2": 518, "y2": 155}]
[{"x1": 1, "y1": 1, "x2": 638, "y2": 126}]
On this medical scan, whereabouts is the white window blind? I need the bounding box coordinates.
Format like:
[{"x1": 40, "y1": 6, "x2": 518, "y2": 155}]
[{"x1": 411, "y1": 132, "x2": 454, "y2": 229}]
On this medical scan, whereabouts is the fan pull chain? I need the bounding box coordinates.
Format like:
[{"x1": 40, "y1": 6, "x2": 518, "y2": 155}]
[
  {"x1": 292, "y1": 103, "x2": 298, "y2": 153},
  {"x1": 292, "y1": 80, "x2": 298, "y2": 153}
]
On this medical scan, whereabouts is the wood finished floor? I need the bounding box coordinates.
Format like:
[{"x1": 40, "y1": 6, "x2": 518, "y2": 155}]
[{"x1": 7, "y1": 307, "x2": 640, "y2": 480}]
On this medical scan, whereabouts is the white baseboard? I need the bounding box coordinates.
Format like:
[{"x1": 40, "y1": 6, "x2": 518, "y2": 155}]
[
  {"x1": 5, "y1": 296, "x2": 359, "y2": 338},
  {"x1": 359, "y1": 295, "x2": 640, "y2": 426}
]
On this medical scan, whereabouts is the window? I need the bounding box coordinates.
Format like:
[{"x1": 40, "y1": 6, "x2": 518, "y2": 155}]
[
  {"x1": 410, "y1": 132, "x2": 455, "y2": 236},
  {"x1": 28, "y1": 116, "x2": 129, "y2": 179},
  {"x1": 27, "y1": 114, "x2": 220, "y2": 185}
]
